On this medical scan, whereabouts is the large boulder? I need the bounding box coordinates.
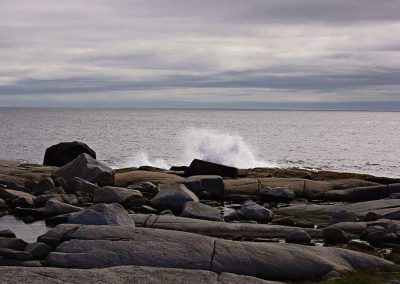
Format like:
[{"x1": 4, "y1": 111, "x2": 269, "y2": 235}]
[
  {"x1": 181, "y1": 201, "x2": 222, "y2": 221},
  {"x1": 45, "y1": 198, "x2": 82, "y2": 215},
  {"x1": 43, "y1": 141, "x2": 96, "y2": 167},
  {"x1": 53, "y1": 154, "x2": 114, "y2": 186},
  {"x1": 238, "y1": 201, "x2": 273, "y2": 223},
  {"x1": 93, "y1": 186, "x2": 143, "y2": 204},
  {"x1": 184, "y1": 159, "x2": 239, "y2": 178},
  {"x1": 68, "y1": 203, "x2": 134, "y2": 226},
  {"x1": 151, "y1": 184, "x2": 199, "y2": 214},
  {"x1": 24, "y1": 242, "x2": 53, "y2": 260},
  {"x1": 183, "y1": 175, "x2": 224, "y2": 198},
  {"x1": 40, "y1": 224, "x2": 394, "y2": 281}
]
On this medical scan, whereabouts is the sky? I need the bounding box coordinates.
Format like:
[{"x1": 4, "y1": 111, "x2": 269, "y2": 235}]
[{"x1": 0, "y1": 0, "x2": 400, "y2": 109}]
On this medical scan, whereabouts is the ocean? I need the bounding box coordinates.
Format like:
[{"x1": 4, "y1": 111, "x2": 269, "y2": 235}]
[{"x1": 0, "y1": 108, "x2": 399, "y2": 178}]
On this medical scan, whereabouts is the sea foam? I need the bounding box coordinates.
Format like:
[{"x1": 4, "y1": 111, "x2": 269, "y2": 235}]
[{"x1": 122, "y1": 128, "x2": 272, "y2": 169}]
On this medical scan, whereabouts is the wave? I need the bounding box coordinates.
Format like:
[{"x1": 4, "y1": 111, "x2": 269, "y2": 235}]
[{"x1": 121, "y1": 128, "x2": 273, "y2": 169}]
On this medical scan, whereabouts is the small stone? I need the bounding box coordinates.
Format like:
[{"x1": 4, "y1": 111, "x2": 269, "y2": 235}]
[
  {"x1": 0, "y1": 198, "x2": 5, "y2": 207},
  {"x1": 53, "y1": 177, "x2": 69, "y2": 191},
  {"x1": 160, "y1": 209, "x2": 173, "y2": 215},
  {"x1": 24, "y1": 242, "x2": 53, "y2": 260},
  {"x1": 133, "y1": 205, "x2": 159, "y2": 214},
  {"x1": 286, "y1": 230, "x2": 312, "y2": 244},
  {"x1": 364, "y1": 212, "x2": 381, "y2": 222}
]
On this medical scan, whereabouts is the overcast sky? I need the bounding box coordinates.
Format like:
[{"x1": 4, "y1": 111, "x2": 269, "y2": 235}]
[{"x1": 0, "y1": 0, "x2": 399, "y2": 109}]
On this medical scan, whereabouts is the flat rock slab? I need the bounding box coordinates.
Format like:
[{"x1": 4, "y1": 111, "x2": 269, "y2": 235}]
[
  {"x1": 275, "y1": 199, "x2": 400, "y2": 223},
  {"x1": 0, "y1": 266, "x2": 279, "y2": 284},
  {"x1": 115, "y1": 170, "x2": 183, "y2": 187},
  {"x1": 224, "y1": 178, "x2": 379, "y2": 198},
  {"x1": 131, "y1": 214, "x2": 323, "y2": 239},
  {"x1": 0, "y1": 163, "x2": 56, "y2": 188},
  {"x1": 41, "y1": 224, "x2": 393, "y2": 281}
]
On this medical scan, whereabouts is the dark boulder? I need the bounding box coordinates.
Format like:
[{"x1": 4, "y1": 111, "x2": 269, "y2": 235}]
[
  {"x1": 285, "y1": 230, "x2": 312, "y2": 244},
  {"x1": 43, "y1": 141, "x2": 96, "y2": 167},
  {"x1": 183, "y1": 175, "x2": 224, "y2": 198},
  {"x1": 184, "y1": 159, "x2": 239, "y2": 178},
  {"x1": 0, "y1": 230, "x2": 16, "y2": 238},
  {"x1": 53, "y1": 154, "x2": 114, "y2": 186}
]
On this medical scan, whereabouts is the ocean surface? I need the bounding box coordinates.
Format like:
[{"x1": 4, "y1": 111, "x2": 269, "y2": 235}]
[{"x1": 0, "y1": 108, "x2": 399, "y2": 178}]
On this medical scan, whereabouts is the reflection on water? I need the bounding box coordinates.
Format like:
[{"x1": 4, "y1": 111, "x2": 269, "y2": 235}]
[{"x1": 0, "y1": 215, "x2": 48, "y2": 243}]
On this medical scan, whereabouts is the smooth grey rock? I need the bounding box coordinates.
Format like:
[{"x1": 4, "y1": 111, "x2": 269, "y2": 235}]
[
  {"x1": 68, "y1": 177, "x2": 99, "y2": 194},
  {"x1": 181, "y1": 201, "x2": 222, "y2": 221},
  {"x1": 32, "y1": 178, "x2": 55, "y2": 195},
  {"x1": 93, "y1": 186, "x2": 142, "y2": 204},
  {"x1": 45, "y1": 198, "x2": 82, "y2": 215},
  {"x1": 53, "y1": 154, "x2": 114, "y2": 186},
  {"x1": 329, "y1": 210, "x2": 358, "y2": 225},
  {"x1": 0, "y1": 266, "x2": 279, "y2": 284},
  {"x1": 0, "y1": 230, "x2": 16, "y2": 238},
  {"x1": 238, "y1": 201, "x2": 273, "y2": 223},
  {"x1": 151, "y1": 184, "x2": 199, "y2": 213},
  {"x1": 183, "y1": 175, "x2": 224, "y2": 198},
  {"x1": 0, "y1": 237, "x2": 27, "y2": 250},
  {"x1": 68, "y1": 203, "x2": 134, "y2": 226},
  {"x1": 24, "y1": 242, "x2": 53, "y2": 260},
  {"x1": 41, "y1": 224, "x2": 393, "y2": 281},
  {"x1": 285, "y1": 230, "x2": 311, "y2": 244}
]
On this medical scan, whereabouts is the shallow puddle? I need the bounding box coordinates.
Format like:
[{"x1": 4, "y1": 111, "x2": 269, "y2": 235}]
[{"x1": 0, "y1": 215, "x2": 48, "y2": 243}]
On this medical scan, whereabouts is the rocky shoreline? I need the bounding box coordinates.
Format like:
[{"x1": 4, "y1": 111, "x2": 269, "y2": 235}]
[{"x1": 1, "y1": 142, "x2": 400, "y2": 283}]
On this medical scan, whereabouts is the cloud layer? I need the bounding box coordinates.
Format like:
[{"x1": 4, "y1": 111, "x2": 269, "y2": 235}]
[{"x1": 1, "y1": 0, "x2": 400, "y2": 109}]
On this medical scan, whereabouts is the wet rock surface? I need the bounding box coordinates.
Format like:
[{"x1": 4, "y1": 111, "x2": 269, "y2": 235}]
[{"x1": 0, "y1": 155, "x2": 399, "y2": 282}]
